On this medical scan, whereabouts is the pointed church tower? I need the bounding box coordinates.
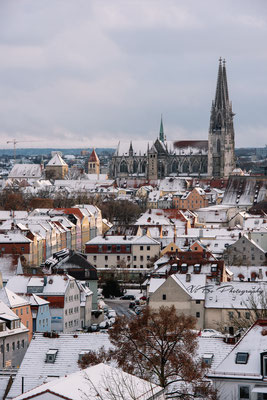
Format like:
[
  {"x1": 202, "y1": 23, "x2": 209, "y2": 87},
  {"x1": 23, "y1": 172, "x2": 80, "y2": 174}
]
[
  {"x1": 159, "y1": 115, "x2": 164, "y2": 142},
  {"x1": 88, "y1": 148, "x2": 100, "y2": 176},
  {"x1": 208, "y1": 58, "x2": 235, "y2": 177},
  {"x1": 129, "y1": 141, "x2": 133, "y2": 157}
]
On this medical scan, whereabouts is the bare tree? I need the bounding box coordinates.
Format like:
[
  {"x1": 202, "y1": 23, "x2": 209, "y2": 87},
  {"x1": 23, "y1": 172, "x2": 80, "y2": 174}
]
[
  {"x1": 228, "y1": 289, "x2": 267, "y2": 331},
  {"x1": 79, "y1": 306, "x2": 217, "y2": 399}
]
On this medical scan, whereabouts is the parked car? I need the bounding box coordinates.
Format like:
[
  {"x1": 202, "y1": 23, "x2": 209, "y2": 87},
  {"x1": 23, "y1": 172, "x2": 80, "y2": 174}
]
[
  {"x1": 109, "y1": 317, "x2": 116, "y2": 326},
  {"x1": 129, "y1": 301, "x2": 136, "y2": 309},
  {"x1": 139, "y1": 296, "x2": 147, "y2": 301},
  {"x1": 120, "y1": 294, "x2": 136, "y2": 300},
  {"x1": 108, "y1": 310, "x2": 117, "y2": 318},
  {"x1": 135, "y1": 307, "x2": 142, "y2": 315},
  {"x1": 99, "y1": 320, "x2": 110, "y2": 329},
  {"x1": 88, "y1": 323, "x2": 99, "y2": 332}
]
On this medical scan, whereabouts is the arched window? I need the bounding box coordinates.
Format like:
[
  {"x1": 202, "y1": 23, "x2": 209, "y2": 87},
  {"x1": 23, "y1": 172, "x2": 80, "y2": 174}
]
[
  {"x1": 192, "y1": 161, "x2": 199, "y2": 173},
  {"x1": 120, "y1": 161, "x2": 128, "y2": 173},
  {"x1": 182, "y1": 161, "x2": 189, "y2": 173},
  {"x1": 172, "y1": 160, "x2": 177, "y2": 173},
  {"x1": 217, "y1": 139, "x2": 221, "y2": 154},
  {"x1": 133, "y1": 160, "x2": 138, "y2": 174},
  {"x1": 216, "y1": 113, "x2": 222, "y2": 130},
  {"x1": 141, "y1": 162, "x2": 146, "y2": 174}
]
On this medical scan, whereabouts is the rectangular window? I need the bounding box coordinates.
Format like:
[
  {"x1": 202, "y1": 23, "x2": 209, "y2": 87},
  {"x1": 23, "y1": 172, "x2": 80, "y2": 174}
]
[
  {"x1": 229, "y1": 312, "x2": 234, "y2": 320},
  {"x1": 126, "y1": 245, "x2": 131, "y2": 252},
  {"x1": 12, "y1": 342, "x2": 15, "y2": 351},
  {"x1": 245, "y1": 312, "x2": 250, "y2": 320},
  {"x1": 162, "y1": 294, "x2": 166, "y2": 300},
  {"x1": 196, "y1": 300, "x2": 201, "y2": 304},
  {"x1": 140, "y1": 246, "x2": 143, "y2": 251},
  {"x1": 93, "y1": 255, "x2": 97, "y2": 261},
  {"x1": 116, "y1": 245, "x2": 121, "y2": 252},
  {"x1": 117, "y1": 256, "x2": 120, "y2": 261},
  {"x1": 140, "y1": 256, "x2": 143, "y2": 261},
  {"x1": 105, "y1": 255, "x2": 108, "y2": 261},
  {"x1": 98, "y1": 245, "x2": 103, "y2": 252},
  {"x1": 22, "y1": 340, "x2": 24, "y2": 348},
  {"x1": 133, "y1": 256, "x2": 137, "y2": 261},
  {"x1": 107, "y1": 245, "x2": 112, "y2": 252},
  {"x1": 147, "y1": 246, "x2": 150, "y2": 251},
  {"x1": 196, "y1": 312, "x2": 200, "y2": 318},
  {"x1": 21, "y1": 309, "x2": 23, "y2": 315},
  {"x1": 6, "y1": 343, "x2": 9, "y2": 352},
  {"x1": 239, "y1": 385, "x2": 250, "y2": 399},
  {"x1": 236, "y1": 352, "x2": 249, "y2": 364}
]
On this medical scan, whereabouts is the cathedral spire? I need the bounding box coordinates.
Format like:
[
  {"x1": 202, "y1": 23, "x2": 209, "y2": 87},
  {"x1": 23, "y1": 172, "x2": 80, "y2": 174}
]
[
  {"x1": 159, "y1": 115, "x2": 164, "y2": 142},
  {"x1": 129, "y1": 141, "x2": 133, "y2": 157},
  {"x1": 214, "y1": 57, "x2": 229, "y2": 109},
  {"x1": 208, "y1": 58, "x2": 235, "y2": 178}
]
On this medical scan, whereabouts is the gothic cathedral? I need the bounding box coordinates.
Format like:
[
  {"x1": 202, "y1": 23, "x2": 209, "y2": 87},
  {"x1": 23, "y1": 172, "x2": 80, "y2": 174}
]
[{"x1": 110, "y1": 59, "x2": 236, "y2": 180}]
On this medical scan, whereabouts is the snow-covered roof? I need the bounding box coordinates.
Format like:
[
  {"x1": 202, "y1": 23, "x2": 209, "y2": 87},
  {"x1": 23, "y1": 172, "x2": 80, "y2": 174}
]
[
  {"x1": 47, "y1": 153, "x2": 67, "y2": 167},
  {"x1": 204, "y1": 282, "x2": 267, "y2": 309},
  {"x1": 8, "y1": 333, "x2": 112, "y2": 399},
  {"x1": 6, "y1": 275, "x2": 74, "y2": 296},
  {"x1": 86, "y1": 234, "x2": 160, "y2": 246},
  {"x1": 159, "y1": 177, "x2": 187, "y2": 193},
  {"x1": 197, "y1": 336, "x2": 234, "y2": 370},
  {"x1": 208, "y1": 321, "x2": 267, "y2": 379},
  {"x1": 0, "y1": 233, "x2": 32, "y2": 243},
  {"x1": 148, "y1": 278, "x2": 166, "y2": 294},
  {"x1": 136, "y1": 210, "x2": 173, "y2": 226},
  {"x1": 8, "y1": 164, "x2": 42, "y2": 179},
  {"x1": 114, "y1": 141, "x2": 153, "y2": 157},
  {"x1": 0, "y1": 287, "x2": 29, "y2": 308},
  {"x1": 12, "y1": 363, "x2": 164, "y2": 400},
  {"x1": 227, "y1": 266, "x2": 267, "y2": 282},
  {"x1": 171, "y1": 274, "x2": 207, "y2": 300}
]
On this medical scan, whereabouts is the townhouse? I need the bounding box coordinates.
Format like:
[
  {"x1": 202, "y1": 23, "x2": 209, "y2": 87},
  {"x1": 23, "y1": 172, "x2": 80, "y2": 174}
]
[
  {"x1": 148, "y1": 273, "x2": 267, "y2": 332},
  {"x1": 0, "y1": 300, "x2": 29, "y2": 369},
  {"x1": 0, "y1": 288, "x2": 33, "y2": 341},
  {"x1": 6, "y1": 274, "x2": 81, "y2": 333},
  {"x1": 173, "y1": 187, "x2": 209, "y2": 210},
  {"x1": 85, "y1": 234, "x2": 160, "y2": 270}
]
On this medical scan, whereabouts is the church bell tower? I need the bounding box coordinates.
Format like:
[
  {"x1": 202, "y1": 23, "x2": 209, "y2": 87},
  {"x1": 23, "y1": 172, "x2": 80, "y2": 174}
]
[{"x1": 208, "y1": 58, "x2": 235, "y2": 178}]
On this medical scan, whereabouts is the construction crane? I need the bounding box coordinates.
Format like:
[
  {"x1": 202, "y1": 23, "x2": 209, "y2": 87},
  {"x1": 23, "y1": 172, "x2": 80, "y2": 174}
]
[{"x1": 6, "y1": 139, "x2": 40, "y2": 160}]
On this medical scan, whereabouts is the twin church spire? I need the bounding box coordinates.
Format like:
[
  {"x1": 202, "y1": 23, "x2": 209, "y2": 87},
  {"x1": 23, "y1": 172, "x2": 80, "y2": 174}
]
[{"x1": 208, "y1": 58, "x2": 236, "y2": 177}]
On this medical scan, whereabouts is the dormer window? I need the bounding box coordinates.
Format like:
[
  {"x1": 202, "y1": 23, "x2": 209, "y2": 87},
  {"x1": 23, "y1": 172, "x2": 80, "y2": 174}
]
[
  {"x1": 236, "y1": 352, "x2": 249, "y2": 364},
  {"x1": 78, "y1": 350, "x2": 89, "y2": 362},
  {"x1": 46, "y1": 349, "x2": 58, "y2": 363},
  {"x1": 202, "y1": 353, "x2": 214, "y2": 367}
]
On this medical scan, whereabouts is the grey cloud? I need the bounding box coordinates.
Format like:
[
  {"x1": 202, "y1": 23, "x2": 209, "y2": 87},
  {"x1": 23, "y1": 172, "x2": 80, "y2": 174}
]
[{"x1": 0, "y1": 0, "x2": 266, "y2": 148}]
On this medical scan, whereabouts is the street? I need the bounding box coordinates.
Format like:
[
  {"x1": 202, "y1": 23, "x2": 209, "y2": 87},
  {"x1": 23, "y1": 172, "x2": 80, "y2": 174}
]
[{"x1": 105, "y1": 299, "x2": 134, "y2": 318}]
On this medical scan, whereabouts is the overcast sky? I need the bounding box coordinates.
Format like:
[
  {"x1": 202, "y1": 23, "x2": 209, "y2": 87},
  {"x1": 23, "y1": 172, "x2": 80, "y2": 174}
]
[{"x1": 0, "y1": 0, "x2": 266, "y2": 149}]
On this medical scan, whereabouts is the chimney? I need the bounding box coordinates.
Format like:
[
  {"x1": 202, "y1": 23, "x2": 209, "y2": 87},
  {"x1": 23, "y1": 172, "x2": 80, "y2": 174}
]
[{"x1": 186, "y1": 273, "x2": 191, "y2": 282}]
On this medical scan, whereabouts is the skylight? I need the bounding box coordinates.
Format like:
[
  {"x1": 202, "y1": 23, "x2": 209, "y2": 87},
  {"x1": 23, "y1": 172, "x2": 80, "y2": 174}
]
[{"x1": 236, "y1": 352, "x2": 249, "y2": 364}]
